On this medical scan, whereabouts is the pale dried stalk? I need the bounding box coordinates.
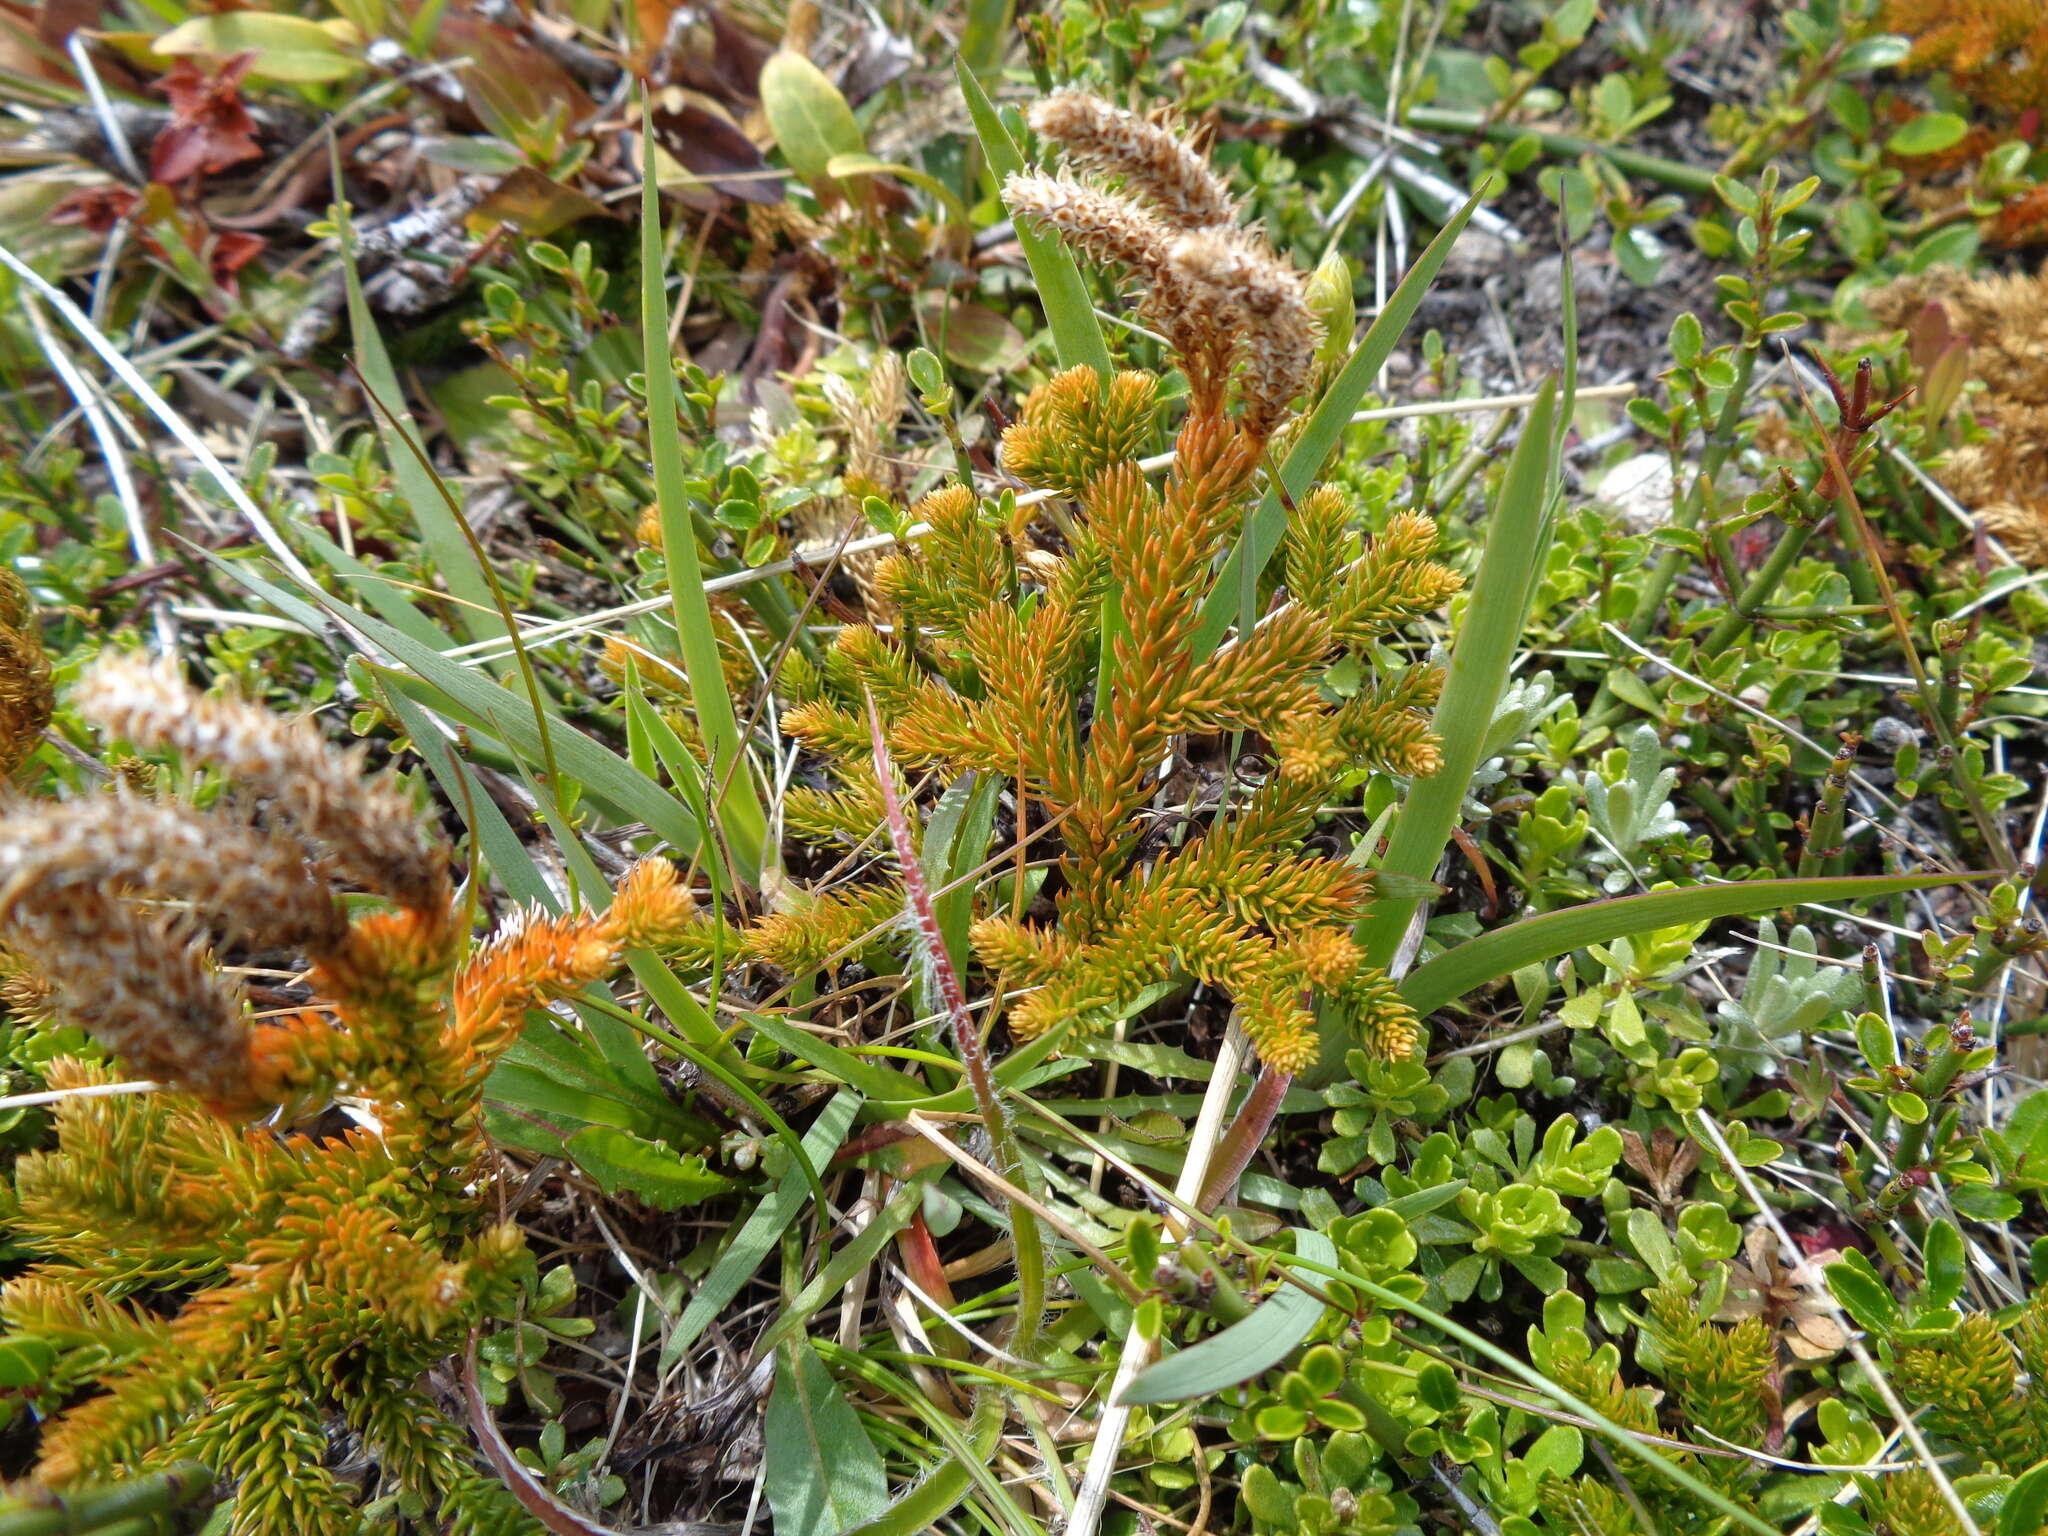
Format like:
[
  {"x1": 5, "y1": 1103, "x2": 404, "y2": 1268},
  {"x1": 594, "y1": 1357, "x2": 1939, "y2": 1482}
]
[{"x1": 1066, "y1": 1021, "x2": 1250, "y2": 1536}]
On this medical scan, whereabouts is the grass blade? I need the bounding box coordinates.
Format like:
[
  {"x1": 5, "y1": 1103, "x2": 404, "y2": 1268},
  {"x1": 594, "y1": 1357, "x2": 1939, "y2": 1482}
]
[
  {"x1": 663, "y1": 1090, "x2": 862, "y2": 1369},
  {"x1": 640, "y1": 109, "x2": 769, "y2": 886},
  {"x1": 331, "y1": 159, "x2": 500, "y2": 644},
  {"x1": 958, "y1": 60, "x2": 1113, "y2": 377},
  {"x1": 1118, "y1": 1229, "x2": 1335, "y2": 1405},
  {"x1": 1356, "y1": 378, "x2": 1559, "y2": 971},
  {"x1": 1398, "y1": 872, "x2": 1984, "y2": 1017}
]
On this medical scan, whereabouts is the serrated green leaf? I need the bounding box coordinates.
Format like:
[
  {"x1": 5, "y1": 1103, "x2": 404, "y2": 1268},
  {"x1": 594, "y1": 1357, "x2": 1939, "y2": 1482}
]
[{"x1": 565, "y1": 1128, "x2": 738, "y2": 1210}]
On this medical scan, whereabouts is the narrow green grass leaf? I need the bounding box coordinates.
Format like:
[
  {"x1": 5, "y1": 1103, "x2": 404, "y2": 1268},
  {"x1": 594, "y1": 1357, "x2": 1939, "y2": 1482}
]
[
  {"x1": 208, "y1": 552, "x2": 711, "y2": 860},
  {"x1": 958, "y1": 0, "x2": 1013, "y2": 74},
  {"x1": 641, "y1": 108, "x2": 768, "y2": 886},
  {"x1": 922, "y1": 772, "x2": 1002, "y2": 976},
  {"x1": 765, "y1": 1341, "x2": 891, "y2": 1536},
  {"x1": 743, "y1": 1011, "x2": 931, "y2": 1103},
  {"x1": 1357, "y1": 378, "x2": 1559, "y2": 972},
  {"x1": 300, "y1": 526, "x2": 458, "y2": 650},
  {"x1": 957, "y1": 61, "x2": 1112, "y2": 377},
  {"x1": 750, "y1": 1166, "x2": 943, "y2": 1361},
  {"x1": 621, "y1": 671, "x2": 744, "y2": 900},
  {"x1": 1118, "y1": 1229, "x2": 1336, "y2": 1405},
  {"x1": 366, "y1": 672, "x2": 555, "y2": 909},
  {"x1": 1193, "y1": 184, "x2": 1494, "y2": 658},
  {"x1": 1397, "y1": 872, "x2": 1981, "y2": 1017},
  {"x1": 331, "y1": 163, "x2": 499, "y2": 643},
  {"x1": 818, "y1": 1351, "x2": 1023, "y2": 1536},
  {"x1": 663, "y1": 1090, "x2": 862, "y2": 1369}
]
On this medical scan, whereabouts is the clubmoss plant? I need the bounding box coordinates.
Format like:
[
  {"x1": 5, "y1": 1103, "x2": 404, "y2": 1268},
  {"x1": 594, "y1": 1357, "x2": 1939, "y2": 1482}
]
[
  {"x1": 0, "y1": 654, "x2": 697, "y2": 1536},
  {"x1": 743, "y1": 92, "x2": 1461, "y2": 1074}
]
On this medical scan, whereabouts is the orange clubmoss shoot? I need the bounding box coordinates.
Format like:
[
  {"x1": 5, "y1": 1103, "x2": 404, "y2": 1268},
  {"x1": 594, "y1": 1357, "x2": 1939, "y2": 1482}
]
[{"x1": 0, "y1": 655, "x2": 699, "y2": 1536}]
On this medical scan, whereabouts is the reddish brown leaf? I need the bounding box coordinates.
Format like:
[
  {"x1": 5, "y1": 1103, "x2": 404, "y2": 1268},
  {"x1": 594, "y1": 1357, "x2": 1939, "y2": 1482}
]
[
  {"x1": 205, "y1": 228, "x2": 266, "y2": 292},
  {"x1": 150, "y1": 53, "x2": 262, "y2": 183},
  {"x1": 432, "y1": 9, "x2": 591, "y2": 144},
  {"x1": 50, "y1": 183, "x2": 140, "y2": 233},
  {"x1": 467, "y1": 166, "x2": 613, "y2": 239},
  {"x1": 649, "y1": 96, "x2": 784, "y2": 204}
]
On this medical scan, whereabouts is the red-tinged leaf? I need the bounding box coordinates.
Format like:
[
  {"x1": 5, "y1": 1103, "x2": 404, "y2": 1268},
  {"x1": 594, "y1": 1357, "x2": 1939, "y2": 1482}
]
[
  {"x1": 50, "y1": 184, "x2": 141, "y2": 233},
  {"x1": 461, "y1": 1340, "x2": 625, "y2": 1536},
  {"x1": 150, "y1": 53, "x2": 262, "y2": 183},
  {"x1": 206, "y1": 228, "x2": 266, "y2": 293},
  {"x1": 430, "y1": 11, "x2": 591, "y2": 144},
  {"x1": 650, "y1": 95, "x2": 784, "y2": 204}
]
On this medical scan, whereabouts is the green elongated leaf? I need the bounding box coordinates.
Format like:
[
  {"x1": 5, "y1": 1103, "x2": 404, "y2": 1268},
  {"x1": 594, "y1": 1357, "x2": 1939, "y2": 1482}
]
[
  {"x1": 958, "y1": 60, "x2": 1112, "y2": 377},
  {"x1": 922, "y1": 772, "x2": 1001, "y2": 977},
  {"x1": 1118, "y1": 1230, "x2": 1336, "y2": 1405},
  {"x1": 621, "y1": 671, "x2": 744, "y2": 904},
  {"x1": 302, "y1": 527, "x2": 452, "y2": 649},
  {"x1": 1192, "y1": 183, "x2": 1494, "y2": 658},
  {"x1": 839, "y1": 1386, "x2": 1006, "y2": 1536},
  {"x1": 565, "y1": 1127, "x2": 737, "y2": 1210},
  {"x1": 209, "y1": 551, "x2": 710, "y2": 860},
  {"x1": 1379, "y1": 1180, "x2": 1468, "y2": 1223},
  {"x1": 155, "y1": 13, "x2": 361, "y2": 81},
  {"x1": 493, "y1": 1020, "x2": 705, "y2": 1136},
  {"x1": 1825, "y1": 1249, "x2": 1902, "y2": 1336},
  {"x1": 1998, "y1": 1459, "x2": 2048, "y2": 1536},
  {"x1": 1922, "y1": 1218, "x2": 1965, "y2": 1309},
  {"x1": 761, "y1": 52, "x2": 866, "y2": 191},
  {"x1": 1397, "y1": 873, "x2": 1975, "y2": 1016},
  {"x1": 825, "y1": 153, "x2": 967, "y2": 222},
  {"x1": 333, "y1": 169, "x2": 499, "y2": 643},
  {"x1": 751, "y1": 1166, "x2": 943, "y2": 1362},
  {"x1": 366, "y1": 671, "x2": 553, "y2": 906},
  {"x1": 765, "y1": 1340, "x2": 890, "y2": 1536},
  {"x1": 641, "y1": 111, "x2": 768, "y2": 886},
  {"x1": 958, "y1": 0, "x2": 1013, "y2": 74},
  {"x1": 1355, "y1": 379, "x2": 1559, "y2": 983},
  {"x1": 664, "y1": 1090, "x2": 861, "y2": 1369},
  {"x1": 744, "y1": 1011, "x2": 931, "y2": 1103}
]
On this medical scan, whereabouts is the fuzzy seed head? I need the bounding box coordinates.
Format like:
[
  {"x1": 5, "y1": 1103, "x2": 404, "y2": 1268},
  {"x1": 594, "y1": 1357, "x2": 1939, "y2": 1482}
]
[
  {"x1": 0, "y1": 569, "x2": 52, "y2": 776},
  {"x1": 1028, "y1": 90, "x2": 1238, "y2": 231},
  {"x1": 77, "y1": 653, "x2": 448, "y2": 914},
  {"x1": 1, "y1": 883, "x2": 254, "y2": 1112},
  {"x1": 0, "y1": 795, "x2": 347, "y2": 959}
]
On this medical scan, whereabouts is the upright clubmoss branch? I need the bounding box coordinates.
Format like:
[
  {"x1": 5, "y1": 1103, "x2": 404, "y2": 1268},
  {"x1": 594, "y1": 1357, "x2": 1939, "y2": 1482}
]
[{"x1": 0, "y1": 654, "x2": 701, "y2": 1535}]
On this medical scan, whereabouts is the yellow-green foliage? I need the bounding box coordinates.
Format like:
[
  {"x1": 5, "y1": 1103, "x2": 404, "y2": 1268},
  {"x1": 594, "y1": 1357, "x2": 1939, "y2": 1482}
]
[
  {"x1": 1645, "y1": 1283, "x2": 1777, "y2": 1453},
  {"x1": 0, "y1": 656, "x2": 697, "y2": 1536},
  {"x1": 1890, "y1": 1292, "x2": 2048, "y2": 1472},
  {"x1": 754, "y1": 93, "x2": 1464, "y2": 1073}
]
